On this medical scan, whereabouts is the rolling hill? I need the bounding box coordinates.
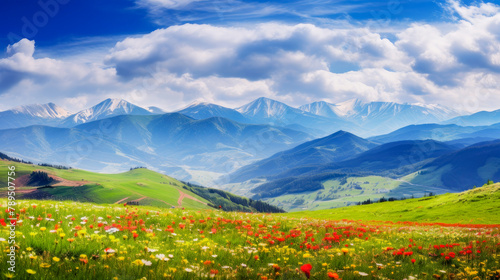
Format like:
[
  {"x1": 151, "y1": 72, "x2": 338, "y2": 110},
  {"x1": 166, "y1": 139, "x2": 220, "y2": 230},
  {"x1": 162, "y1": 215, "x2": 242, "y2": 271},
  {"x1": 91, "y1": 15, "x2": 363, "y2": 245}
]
[
  {"x1": 0, "y1": 159, "x2": 283, "y2": 212},
  {"x1": 286, "y1": 182, "x2": 500, "y2": 224}
]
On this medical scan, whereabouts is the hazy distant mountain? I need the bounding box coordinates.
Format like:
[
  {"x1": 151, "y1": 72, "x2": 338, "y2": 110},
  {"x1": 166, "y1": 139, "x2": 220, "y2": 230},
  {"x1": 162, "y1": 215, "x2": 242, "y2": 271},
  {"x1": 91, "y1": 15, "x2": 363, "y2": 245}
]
[
  {"x1": 300, "y1": 99, "x2": 461, "y2": 136},
  {"x1": 413, "y1": 140, "x2": 500, "y2": 191},
  {"x1": 369, "y1": 123, "x2": 500, "y2": 143},
  {"x1": 61, "y1": 98, "x2": 153, "y2": 127},
  {"x1": 229, "y1": 130, "x2": 377, "y2": 182},
  {"x1": 236, "y1": 97, "x2": 358, "y2": 136},
  {"x1": 443, "y1": 109, "x2": 500, "y2": 126},
  {"x1": 176, "y1": 101, "x2": 251, "y2": 124},
  {"x1": 299, "y1": 99, "x2": 363, "y2": 119},
  {"x1": 0, "y1": 103, "x2": 70, "y2": 130},
  {"x1": 0, "y1": 125, "x2": 164, "y2": 172},
  {"x1": 0, "y1": 113, "x2": 312, "y2": 174}
]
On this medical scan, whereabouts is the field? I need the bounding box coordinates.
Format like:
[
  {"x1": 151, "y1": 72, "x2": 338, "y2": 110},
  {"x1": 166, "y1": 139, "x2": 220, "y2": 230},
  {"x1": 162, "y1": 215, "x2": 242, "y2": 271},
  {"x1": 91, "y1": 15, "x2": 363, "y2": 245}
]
[
  {"x1": 261, "y1": 173, "x2": 452, "y2": 212},
  {"x1": 287, "y1": 183, "x2": 500, "y2": 224},
  {"x1": 1, "y1": 188, "x2": 500, "y2": 279}
]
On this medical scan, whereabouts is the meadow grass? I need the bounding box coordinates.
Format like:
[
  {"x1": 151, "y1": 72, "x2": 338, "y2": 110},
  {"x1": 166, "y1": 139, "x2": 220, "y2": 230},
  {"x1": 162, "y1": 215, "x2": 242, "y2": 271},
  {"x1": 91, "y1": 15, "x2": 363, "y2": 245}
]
[{"x1": 0, "y1": 197, "x2": 499, "y2": 279}]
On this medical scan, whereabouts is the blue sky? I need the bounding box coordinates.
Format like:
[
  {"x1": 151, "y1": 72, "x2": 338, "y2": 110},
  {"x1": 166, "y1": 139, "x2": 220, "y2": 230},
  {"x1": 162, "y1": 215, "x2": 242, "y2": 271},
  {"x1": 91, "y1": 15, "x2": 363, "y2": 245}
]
[{"x1": 1, "y1": 0, "x2": 500, "y2": 112}]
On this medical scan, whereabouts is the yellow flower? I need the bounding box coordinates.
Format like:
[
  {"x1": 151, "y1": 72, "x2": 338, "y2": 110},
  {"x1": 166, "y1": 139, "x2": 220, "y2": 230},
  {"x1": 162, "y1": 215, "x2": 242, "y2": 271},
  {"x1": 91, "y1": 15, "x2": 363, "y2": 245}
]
[
  {"x1": 26, "y1": 269, "x2": 36, "y2": 275},
  {"x1": 26, "y1": 247, "x2": 33, "y2": 252},
  {"x1": 59, "y1": 233, "x2": 66, "y2": 239},
  {"x1": 4, "y1": 273, "x2": 15, "y2": 279},
  {"x1": 40, "y1": 227, "x2": 46, "y2": 232},
  {"x1": 52, "y1": 257, "x2": 60, "y2": 262},
  {"x1": 118, "y1": 257, "x2": 125, "y2": 261},
  {"x1": 40, "y1": 263, "x2": 51, "y2": 268},
  {"x1": 341, "y1": 248, "x2": 349, "y2": 254}
]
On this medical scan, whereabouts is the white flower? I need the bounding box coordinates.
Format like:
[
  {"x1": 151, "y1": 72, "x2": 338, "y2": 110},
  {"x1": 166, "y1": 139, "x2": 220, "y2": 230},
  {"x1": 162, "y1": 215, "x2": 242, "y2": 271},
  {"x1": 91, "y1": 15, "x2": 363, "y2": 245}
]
[
  {"x1": 0, "y1": 238, "x2": 6, "y2": 242},
  {"x1": 105, "y1": 227, "x2": 120, "y2": 234},
  {"x1": 241, "y1": 263, "x2": 247, "y2": 267},
  {"x1": 193, "y1": 238, "x2": 198, "y2": 241},
  {"x1": 221, "y1": 266, "x2": 231, "y2": 269},
  {"x1": 81, "y1": 217, "x2": 87, "y2": 220},
  {"x1": 156, "y1": 254, "x2": 169, "y2": 261},
  {"x1": 98, "y1": 217, "x2": 103, "y2": 220},
  {"x1": 104, "y1": 248, "x2": 116, "y2": 254},
  {"x1": 49, "y1": 230, "x2": 57, "y2": 233},
  {"x1": 211, "y1": 255, "x2": 217, "y2": 258},
  {"x1": 185, "y1": 268, "x2": 193, "y2": 272},
  {"x1": 168, "y1": 254, "x2": 174, "y2": 258},
  {"x1": 141, "y1": 259, "x2": 152, "y2": 266},
  {"x1": 147, "y1": 248, "x2": 158, "y2": 252},
  {"x1": 202, "y1": 246, "x2": 209, "y2": 250},
  {"x1": 358, "y1": 272, "x2": 369, "y2": 276}
]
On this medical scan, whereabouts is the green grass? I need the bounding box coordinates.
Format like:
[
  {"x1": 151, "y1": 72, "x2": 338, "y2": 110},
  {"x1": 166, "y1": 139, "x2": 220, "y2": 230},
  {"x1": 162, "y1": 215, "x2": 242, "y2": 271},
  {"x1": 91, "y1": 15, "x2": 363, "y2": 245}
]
[
  {"x1": 285, "y1": 183, "x2": 500, "y2": 224},
  {"x1": 1, "y1": 199, "x2": 499, "y2": 279},
  {"x1": 0, "y1": 160, "x2": 211, "y2": 209}
]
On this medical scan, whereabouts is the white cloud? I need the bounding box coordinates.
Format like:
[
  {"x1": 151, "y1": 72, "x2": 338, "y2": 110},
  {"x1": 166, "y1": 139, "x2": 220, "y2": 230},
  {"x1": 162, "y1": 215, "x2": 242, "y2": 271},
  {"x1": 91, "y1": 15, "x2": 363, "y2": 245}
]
[
  {"x1": 2, "y1": 1, "x2": 500, "y2": 113},
  {"x1": 137, "y1": 0, "x2": 202, "y2": 9}
]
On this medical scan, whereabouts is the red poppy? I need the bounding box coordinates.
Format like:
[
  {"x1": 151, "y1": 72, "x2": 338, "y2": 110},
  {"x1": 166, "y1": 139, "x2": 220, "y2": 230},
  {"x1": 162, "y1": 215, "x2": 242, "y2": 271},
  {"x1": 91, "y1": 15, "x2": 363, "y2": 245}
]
[
  {"x1": 301, "y1": 264, "x2": 312, "y2": 279},
  {"x1": 328, "y1": 272, "x2": 339, "y2": 279}
]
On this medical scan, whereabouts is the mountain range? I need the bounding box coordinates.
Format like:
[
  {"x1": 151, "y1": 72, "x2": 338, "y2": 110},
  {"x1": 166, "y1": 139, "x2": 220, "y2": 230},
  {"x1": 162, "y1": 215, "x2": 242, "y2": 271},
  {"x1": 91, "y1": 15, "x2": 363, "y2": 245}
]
[
  {"x1": 0, "y1": 97, "x2": 466, "y2": 137},
  {"x1": 2, "y1": 97, "x2": 500, "y2": 211}
]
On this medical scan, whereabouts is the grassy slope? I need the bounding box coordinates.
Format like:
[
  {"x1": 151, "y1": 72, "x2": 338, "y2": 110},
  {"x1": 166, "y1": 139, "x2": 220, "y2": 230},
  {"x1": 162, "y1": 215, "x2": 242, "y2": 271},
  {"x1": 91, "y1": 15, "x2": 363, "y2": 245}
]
[
  {"x1": 0, "y1": 159, "x2": 210, "y2": 209},
  {"x1": 285, "y1": 183, "x2": 500, "y2": 224},
  {"x1": 263, "y1": 173, "x2": 451, "y2": 212}
]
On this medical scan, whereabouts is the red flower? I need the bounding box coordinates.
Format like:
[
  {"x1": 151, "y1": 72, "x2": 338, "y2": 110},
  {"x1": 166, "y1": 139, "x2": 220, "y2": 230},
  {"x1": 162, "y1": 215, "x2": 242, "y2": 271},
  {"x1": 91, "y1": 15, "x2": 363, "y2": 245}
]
[
  {"x1": 411, "y1": 259, "x2": 416, "y2": 264},
  {"x1": 0, "y1": 219, "x2": 6, "y2": 226},
  {"x1": 301, "y1": 264, "x2": 312, "y2": 279},
  {"x1": 254, "y1": 255, "x2": 259, "y2": 260},
  {"x1": 328, "y1": 272, "x2": 339, "y2": 279}
]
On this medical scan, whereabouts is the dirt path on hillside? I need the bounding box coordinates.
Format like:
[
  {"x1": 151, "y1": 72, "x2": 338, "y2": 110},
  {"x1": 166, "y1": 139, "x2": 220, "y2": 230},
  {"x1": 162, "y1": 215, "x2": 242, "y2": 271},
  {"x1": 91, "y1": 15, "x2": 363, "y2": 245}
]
[
  {"x1": 130, "y1": 196, "x2": 148, "y2": 203},
  {"x1": 114, "y1": 197, "x2": 130, "y2": 204},
  {"x1": 177, "y1": 190, "x2": 208, "y2": 207}
]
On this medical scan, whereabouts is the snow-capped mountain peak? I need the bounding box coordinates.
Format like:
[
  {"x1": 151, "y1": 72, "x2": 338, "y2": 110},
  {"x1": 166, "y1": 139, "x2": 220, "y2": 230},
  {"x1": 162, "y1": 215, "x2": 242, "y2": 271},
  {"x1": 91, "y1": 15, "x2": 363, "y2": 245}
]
[
  {"x1": 11, "y1": 103, "x2": 71, "y2": 119},
  {"x1": 61, "y1": 98, "x2": 152, "y2": 126},
  {"x1": 236, "y1": 97, "x2": 291, "y2": 118},
  {"x1": 332, "y1": 99, "x2": 364, "y2": 117}
]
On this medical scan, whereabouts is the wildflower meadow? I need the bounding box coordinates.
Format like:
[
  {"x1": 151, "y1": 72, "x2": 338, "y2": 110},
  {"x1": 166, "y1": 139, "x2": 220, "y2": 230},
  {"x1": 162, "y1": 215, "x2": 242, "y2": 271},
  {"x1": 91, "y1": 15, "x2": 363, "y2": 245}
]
[{"x1": 1, "y1": 199, "x2": 499, "y2": 279}]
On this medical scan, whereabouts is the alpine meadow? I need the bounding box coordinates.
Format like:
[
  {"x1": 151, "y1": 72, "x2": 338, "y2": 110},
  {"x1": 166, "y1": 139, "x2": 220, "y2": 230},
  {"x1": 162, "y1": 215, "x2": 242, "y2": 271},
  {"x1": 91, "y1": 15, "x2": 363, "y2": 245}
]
[{"x1": 1, "y1": 0, "x2": 500, "y2": 279}]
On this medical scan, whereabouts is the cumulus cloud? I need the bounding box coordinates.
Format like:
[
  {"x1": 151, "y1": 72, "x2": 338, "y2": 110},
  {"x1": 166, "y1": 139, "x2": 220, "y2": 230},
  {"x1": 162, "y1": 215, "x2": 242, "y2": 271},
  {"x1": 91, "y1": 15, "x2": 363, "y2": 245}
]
[{"x1": 2, "y1": 1, "x2": 500, "y2": 113}]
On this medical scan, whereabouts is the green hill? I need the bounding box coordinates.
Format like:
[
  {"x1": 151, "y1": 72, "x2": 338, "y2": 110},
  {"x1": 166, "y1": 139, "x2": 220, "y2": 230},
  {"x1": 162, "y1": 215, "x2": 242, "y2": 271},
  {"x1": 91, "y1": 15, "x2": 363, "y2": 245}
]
[
  {"x1": 0, "y1": 159, "x2": 283, "y2": 213},
  {"x1": 285, "y1": 183, "x2": 500, "y2": 224}
]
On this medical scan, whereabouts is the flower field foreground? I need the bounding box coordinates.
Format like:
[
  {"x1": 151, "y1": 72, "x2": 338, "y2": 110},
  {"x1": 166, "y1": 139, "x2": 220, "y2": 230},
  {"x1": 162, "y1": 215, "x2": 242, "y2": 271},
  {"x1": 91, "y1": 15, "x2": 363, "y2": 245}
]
[{"x1": 1, "y1": 200, "x2": 499, "y2": 279}]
